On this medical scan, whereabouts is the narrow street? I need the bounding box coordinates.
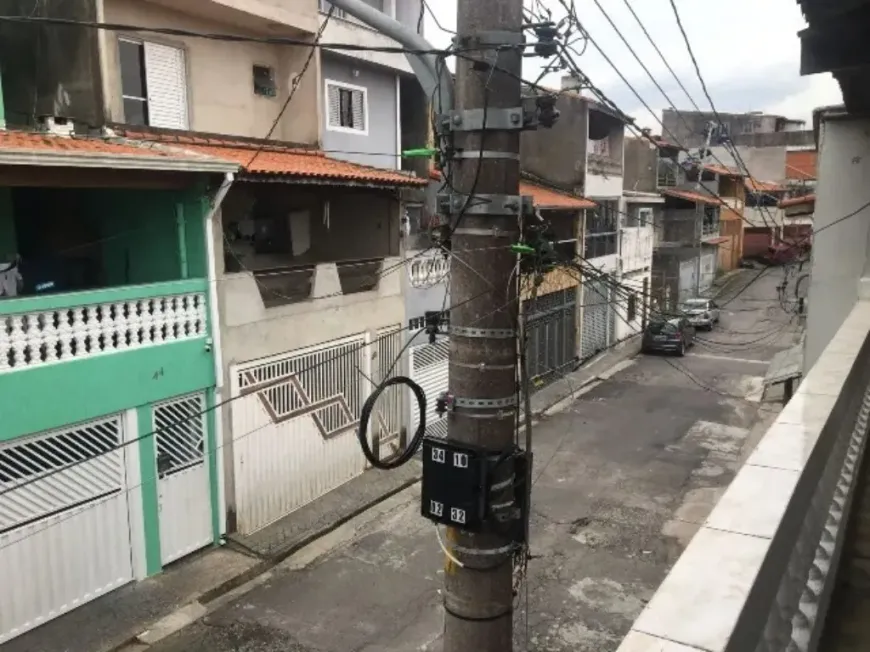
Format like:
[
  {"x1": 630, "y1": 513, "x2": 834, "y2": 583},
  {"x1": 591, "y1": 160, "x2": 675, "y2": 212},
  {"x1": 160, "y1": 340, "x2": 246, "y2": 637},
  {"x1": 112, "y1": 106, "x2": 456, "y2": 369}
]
[{"x1": 150, "y1": 269, "x2": 800, "y2": 652}]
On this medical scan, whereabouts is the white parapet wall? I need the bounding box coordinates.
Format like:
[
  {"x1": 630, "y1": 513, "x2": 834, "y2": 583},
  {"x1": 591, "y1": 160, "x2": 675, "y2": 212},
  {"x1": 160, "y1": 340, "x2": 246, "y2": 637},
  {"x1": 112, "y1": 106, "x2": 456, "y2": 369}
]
[{"x1": 616, "y1": 299, "x2": 870, "y2": 652}]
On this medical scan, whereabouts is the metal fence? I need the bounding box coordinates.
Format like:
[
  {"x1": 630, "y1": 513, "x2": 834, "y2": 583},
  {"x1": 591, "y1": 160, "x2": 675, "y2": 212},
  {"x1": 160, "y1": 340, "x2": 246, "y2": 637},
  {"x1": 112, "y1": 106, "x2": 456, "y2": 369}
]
[{"x1": 524, "y1": 288, "x2": 577, "y2": 387}]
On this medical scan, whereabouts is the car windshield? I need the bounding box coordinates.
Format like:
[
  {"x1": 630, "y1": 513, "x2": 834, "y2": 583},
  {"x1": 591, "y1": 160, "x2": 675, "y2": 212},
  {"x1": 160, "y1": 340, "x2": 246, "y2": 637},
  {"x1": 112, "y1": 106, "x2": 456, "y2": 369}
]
[{"x1": 681, "y1": 300, "x2": 708, "y2": 311}]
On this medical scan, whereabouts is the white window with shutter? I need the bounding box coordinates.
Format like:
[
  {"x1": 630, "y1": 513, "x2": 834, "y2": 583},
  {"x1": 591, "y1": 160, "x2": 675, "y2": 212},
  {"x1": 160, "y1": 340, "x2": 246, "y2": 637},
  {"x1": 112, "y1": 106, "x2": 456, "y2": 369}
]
[
  {"x1": 325, "y1": 80, "x2": 368, "y2": 135},
  {"x1": 119, "y1": 37, "x2": 189, "y2": 130}
]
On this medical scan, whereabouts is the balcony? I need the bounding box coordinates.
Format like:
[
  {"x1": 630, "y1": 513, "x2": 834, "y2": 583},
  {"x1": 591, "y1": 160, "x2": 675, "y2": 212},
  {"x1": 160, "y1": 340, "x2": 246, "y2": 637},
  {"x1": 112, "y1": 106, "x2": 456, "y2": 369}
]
[
  {"x1": 657, "y1": 158, "x2": 679, "y2": 188},
  {"x1": 615, "y1": 299, "x2": 870, "y2": 652},
  {"x1": 1, "y1": 279, "x2": 214, "y2": 441}
]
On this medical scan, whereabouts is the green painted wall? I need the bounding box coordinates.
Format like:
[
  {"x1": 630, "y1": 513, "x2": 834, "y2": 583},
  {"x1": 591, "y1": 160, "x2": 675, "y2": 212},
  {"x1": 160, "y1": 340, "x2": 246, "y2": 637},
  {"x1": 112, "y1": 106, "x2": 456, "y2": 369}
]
[
  {"x1": 0, "y1": 337, "x2": 216, "y2": 442},
  {"x1": 90, "y1": 188, "x2": 208, "y2": 286},
  {"x1": 137, "y1": 404, "x2": 163, "y2": 576}
]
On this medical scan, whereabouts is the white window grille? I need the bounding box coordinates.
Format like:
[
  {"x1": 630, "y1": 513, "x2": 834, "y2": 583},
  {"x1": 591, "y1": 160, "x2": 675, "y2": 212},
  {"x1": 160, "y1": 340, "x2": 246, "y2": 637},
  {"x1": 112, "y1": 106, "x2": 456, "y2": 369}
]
[{"x1": 326, "y1": 80, "x2": 368, "y2": 134}]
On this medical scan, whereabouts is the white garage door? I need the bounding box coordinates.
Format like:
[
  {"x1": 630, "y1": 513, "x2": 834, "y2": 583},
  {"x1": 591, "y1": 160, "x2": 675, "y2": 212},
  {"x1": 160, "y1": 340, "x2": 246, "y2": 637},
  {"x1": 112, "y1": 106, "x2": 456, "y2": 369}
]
[
  {"x1": 410, "y1": 337, "x2": 449, "y2": 439},
  {"x1": 581, "y1": 280, "x2": 614, "y2": 360},
  {"x1": 0, "y1": 415, "x2": 134, "y2": 644},
  {"x1": 230, "y1": 334, "x2": 369, "y2": 535}
]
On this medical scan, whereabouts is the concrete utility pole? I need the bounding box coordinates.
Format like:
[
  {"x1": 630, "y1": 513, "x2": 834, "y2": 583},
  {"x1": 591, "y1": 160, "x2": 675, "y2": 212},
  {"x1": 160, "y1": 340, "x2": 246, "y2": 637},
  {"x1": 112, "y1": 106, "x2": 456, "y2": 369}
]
[
  {"x1": 443, "y1": 0, "x2": 524, "y2": 650},
  {"x1": 693, "y1": 121, "x2": 715, "y2": 296}
]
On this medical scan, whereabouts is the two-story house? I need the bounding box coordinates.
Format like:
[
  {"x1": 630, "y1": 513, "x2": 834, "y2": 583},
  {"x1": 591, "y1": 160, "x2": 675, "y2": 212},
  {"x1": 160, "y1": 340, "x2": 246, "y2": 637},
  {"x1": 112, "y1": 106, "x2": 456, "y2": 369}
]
[
  {"x1": 0, "y1": 0, "x2": 429, "y2": 640},
  {"x1": 522, "y1": 83, "x2": 640, "y2": 361},
  {"x1": 648, "y1": 139, "x2": 736, "y2": 310}
]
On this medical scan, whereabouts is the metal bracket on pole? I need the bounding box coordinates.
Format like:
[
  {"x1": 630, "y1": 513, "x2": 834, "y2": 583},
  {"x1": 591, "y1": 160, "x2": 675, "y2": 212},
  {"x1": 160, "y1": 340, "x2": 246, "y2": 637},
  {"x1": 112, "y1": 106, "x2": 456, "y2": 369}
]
[
  {"x1": 449, "y1": 326, "x2": 516, "y2": 338},
  {"x1": 437, "y1": 107, "x2": 533, "y2": 133},
  {"x1": 438, "y1": 193, "x2": 533, "y2": 217},
  {"x1": 451, "y1": 150, "x2": 521, "y2": 161},
  {"x1": 453, "y1": 396, "x2": 518, "y2": 409}
]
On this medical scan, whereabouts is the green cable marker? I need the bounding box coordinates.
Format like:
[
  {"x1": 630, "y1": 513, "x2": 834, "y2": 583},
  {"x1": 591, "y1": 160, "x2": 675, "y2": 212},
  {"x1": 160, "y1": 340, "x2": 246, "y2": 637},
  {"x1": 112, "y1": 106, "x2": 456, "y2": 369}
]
[
  {"x1": 402, "y1": 147, "x2": 439, "y2": 158},
  {"x1": 510, "y1": 243, "x2": 536, "y2": 255}
]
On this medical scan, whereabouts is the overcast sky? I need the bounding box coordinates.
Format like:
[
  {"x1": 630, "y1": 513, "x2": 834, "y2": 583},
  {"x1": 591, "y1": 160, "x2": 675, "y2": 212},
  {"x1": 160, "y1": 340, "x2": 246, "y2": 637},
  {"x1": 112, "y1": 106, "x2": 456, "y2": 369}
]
[{"x1": 423, "y1": 0, "x2": 842, "y2": 132}]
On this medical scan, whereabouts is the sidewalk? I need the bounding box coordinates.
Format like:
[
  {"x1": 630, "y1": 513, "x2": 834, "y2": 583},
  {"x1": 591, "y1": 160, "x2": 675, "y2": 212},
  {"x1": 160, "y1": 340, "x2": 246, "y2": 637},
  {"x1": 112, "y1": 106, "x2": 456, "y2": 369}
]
[{"x1": 8, "y1": 338, "x2": 640, "y2": 652}]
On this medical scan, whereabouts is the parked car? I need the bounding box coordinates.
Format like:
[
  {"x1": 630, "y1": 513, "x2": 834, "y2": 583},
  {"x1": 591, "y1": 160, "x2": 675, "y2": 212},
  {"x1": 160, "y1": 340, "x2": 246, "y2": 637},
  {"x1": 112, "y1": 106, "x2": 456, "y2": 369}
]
[
  {"x1": 680, "y1": 297, "x2": 721, "y2": 330},
  {"x1": 642, "y1": 317, "x2": 695, "y2": 356},
  {"x1": 764, "y1": 242, "x2": 811, "y2": 266}
]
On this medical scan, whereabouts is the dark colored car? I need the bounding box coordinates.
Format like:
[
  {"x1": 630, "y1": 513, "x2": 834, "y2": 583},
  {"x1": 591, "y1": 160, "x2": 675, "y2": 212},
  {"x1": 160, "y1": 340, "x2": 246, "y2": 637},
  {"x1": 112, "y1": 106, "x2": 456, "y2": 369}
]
[{"x1": 642, "y1": 317, "x2": 695, "y2": 356}]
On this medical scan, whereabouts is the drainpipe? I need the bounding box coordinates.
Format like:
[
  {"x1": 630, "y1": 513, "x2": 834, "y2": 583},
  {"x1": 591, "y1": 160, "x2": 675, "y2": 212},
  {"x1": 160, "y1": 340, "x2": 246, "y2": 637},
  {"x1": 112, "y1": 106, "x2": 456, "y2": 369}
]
[
  {"x1": 205, "y1": 173, "x2": 234, "y2": 393},
  {"x1": 204, "y1": 172, "x2": 234, "y2": 531},
  {"x1": 327, "y1": 0, "x2": 454, "y2": 115}
]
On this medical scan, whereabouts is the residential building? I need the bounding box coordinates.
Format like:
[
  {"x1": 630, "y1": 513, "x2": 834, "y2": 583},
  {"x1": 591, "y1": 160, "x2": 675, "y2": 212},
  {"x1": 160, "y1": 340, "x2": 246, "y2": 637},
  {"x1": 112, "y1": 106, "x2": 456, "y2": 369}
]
[
  {"x1": 0, "y1": 130, "x2": 239, "y2": 644},
  {"x1": 648, "y1": 144, "x2": 733, "y2": 310},
  {"x1": 522, "y1": 84, "x2": 643, "y2": 360},
  {"x1": 0, "y1": 0, "x2": 431, "y2": 639},
  {"x1": 662, "y1": 108, "x2": 810, "y2": 149},
  {"x1": 614, "y1": 1, "x2": 870, "y2": 648}
]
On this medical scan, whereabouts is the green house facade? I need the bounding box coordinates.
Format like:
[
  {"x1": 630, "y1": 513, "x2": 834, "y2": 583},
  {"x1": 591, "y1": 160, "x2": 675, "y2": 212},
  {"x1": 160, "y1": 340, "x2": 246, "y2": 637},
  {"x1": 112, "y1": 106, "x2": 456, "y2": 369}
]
[{"x1": 0, "y1": 131, "x2": 238, "y2": 643}]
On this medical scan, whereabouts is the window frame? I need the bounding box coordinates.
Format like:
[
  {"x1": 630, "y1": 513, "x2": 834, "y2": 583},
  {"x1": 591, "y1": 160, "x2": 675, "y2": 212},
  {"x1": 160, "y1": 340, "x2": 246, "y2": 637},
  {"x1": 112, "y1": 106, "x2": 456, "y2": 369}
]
[
  {"x1": 253, "y1": 64, "x2": 278, "y2": 98},
  {"x1": 325, "y1": 79, "x2": 369, "y2": 136},
  {"x1": 118, "y1": 37, "x2": 149, "y2": 126}
]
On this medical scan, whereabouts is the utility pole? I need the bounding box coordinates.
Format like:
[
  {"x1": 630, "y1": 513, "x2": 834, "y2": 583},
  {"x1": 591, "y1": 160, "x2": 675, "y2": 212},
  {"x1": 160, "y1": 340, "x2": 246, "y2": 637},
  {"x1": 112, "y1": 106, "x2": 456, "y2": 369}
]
[
  {"x1": 693, "y1": 121, "x2": 715, "y2": 296},
  {"x1": 442, "y1": 0, "x2": 524, "y2": 650}
]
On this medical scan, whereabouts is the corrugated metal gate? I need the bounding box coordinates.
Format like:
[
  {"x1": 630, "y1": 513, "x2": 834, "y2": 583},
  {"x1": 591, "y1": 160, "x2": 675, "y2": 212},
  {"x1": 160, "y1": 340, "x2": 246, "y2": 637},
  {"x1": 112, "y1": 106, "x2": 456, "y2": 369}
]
[
  {"x1": 0, "y1": 415, "x2": 134, "y2": 643},
  {"x1": 409, "y1": 337, "x2": 449, "y2": 439},
  {"x1": 581, "y1": 280, "x2": 613, "y2": 360},
  {"x1": 230, "y1": 334, "x2": 369, "y2": 535},
  {"x1": 524, "y1": 288, "x2": 577, "y2": 384}
]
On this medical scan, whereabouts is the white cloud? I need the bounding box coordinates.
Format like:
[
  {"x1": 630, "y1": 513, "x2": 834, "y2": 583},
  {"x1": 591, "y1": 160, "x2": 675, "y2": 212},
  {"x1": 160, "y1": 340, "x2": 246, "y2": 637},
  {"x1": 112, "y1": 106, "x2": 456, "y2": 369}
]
[{"x1": 423, "y1": 0, "x2": 843, "y2": 127}]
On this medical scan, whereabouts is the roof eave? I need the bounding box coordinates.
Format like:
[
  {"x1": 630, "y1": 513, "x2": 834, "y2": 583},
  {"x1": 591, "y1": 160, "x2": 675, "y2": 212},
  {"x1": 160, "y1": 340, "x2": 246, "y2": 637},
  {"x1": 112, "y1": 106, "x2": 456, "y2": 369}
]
[
  {"x1": 239, "y1": 172, "x2": 425, "y2": 190},
  {"x1": 0, "y1": 149, "x2": 240, "y2": 174}
]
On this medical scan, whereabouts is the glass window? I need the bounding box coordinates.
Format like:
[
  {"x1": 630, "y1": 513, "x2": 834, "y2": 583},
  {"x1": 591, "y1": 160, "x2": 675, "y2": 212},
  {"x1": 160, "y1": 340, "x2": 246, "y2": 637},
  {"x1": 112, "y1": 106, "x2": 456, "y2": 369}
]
[
  {"x1": 253, "y1": 65, "x2": 277, "y2": 97},
  {"x1": 119, "y1": 39, "x2": 147, "y2": 99}
]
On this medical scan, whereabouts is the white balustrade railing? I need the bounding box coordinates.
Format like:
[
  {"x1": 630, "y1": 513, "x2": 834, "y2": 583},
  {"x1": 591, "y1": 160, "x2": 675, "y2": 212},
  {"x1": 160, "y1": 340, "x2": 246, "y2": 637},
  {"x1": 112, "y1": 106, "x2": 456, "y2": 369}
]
[
  {"x1": 0, "y1": 283, "x2": 208, "y2": 372},
  {"x1": 617, "y1": 300, "x2": 870, "y2": 652}
]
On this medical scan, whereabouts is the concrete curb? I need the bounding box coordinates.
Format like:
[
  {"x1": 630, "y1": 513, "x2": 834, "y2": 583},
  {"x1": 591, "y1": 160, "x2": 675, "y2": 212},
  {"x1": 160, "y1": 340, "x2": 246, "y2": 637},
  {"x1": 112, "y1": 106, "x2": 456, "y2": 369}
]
[{"x1": 111, "y1": 474, "x2": 421, "y2": 651}]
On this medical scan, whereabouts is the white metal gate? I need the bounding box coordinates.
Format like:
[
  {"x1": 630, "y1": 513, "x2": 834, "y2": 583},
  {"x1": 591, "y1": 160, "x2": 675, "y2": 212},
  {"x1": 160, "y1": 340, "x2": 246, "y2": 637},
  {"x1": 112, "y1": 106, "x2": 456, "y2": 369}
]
[
  {"x1": 231, "y1": 334, "x2": 369, "y2": 535},
  {"x1": 0, "y1": 415, "x2": 133, "y2": 644},
  {"x1": 371, "y1": 326, "x2": 407, "y2": 462},
  {"x1": 154, "y1": 393, "x2": 211, "y2": 565},
  {"x1": 679, "y1": 259, "x2": 697, "y2": 301},
  {"x1": 581, "y1": 280, "x2": 613, "y2": 360},
  {"x1": 699, "y1": 251, "x2": 717, "y2": 294},
  {"x1": 409, "y1": 337, "x2": 450, "y2": 439}
]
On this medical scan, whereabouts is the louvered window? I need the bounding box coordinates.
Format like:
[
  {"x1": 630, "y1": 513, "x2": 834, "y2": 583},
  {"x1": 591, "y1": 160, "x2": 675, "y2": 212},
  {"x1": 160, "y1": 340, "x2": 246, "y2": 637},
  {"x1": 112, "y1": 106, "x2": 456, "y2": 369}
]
[
  {"x1": 119, "y1": 38, "x2": 189, "y2": 129},
  {"x1": 326, "y1": 81, "x2": 367, "y2": 133}
]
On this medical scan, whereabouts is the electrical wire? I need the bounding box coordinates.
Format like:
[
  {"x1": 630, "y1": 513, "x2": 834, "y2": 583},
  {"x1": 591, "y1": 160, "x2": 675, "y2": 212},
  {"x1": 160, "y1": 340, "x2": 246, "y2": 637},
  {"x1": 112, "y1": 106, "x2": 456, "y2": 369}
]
[
  {"x1": 0, "y1": 286, "x2": 499, "y2": 500},
  {"x1": 357, "y1": 376, "x2": 427, "y2": 470}
]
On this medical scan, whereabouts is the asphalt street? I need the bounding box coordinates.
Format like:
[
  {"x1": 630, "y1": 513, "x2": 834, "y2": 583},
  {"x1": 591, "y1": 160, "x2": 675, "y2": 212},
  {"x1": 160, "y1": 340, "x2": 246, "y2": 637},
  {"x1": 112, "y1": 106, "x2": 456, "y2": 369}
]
[{"x1": 151, "y1": 268, "x2": 801, "y2": 652}]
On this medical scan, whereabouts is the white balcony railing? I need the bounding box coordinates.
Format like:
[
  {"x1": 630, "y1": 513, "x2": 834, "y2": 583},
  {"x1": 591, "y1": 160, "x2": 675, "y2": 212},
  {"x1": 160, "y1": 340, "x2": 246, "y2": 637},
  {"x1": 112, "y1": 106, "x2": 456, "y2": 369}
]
[
  {"x1": 0, "y1": 280, "x2": 208, "y2": 373},
  {"x1": 616, "y1": 300, "x2": 870, "y2": 652}
]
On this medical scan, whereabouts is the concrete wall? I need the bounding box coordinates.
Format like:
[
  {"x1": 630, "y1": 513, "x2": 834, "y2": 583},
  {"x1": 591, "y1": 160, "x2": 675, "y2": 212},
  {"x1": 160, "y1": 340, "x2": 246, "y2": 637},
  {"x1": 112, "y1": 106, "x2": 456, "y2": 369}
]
[
  {"x1": 0, "y1": 0, "x2": 103, "y2": 127},
  {"x1": 101, "y1": 0, "x2": 319, "y2": 144},
  {"x1": 662, "y1": 109, "x2": 805, "y2": 149},
  {"x1": 586, "y1": 172, "x2": 623, "y2": 199},
  {"x1": 805, "y1": 114, "x2": 870, "y2": 372},
  {"x1": 624, "y1": 138, "x2": 658, "y2": 194},
  {"x1": 710, "y1": 145, "x2": 787, "y2": 183},
  {"x1": 521, "y1": 93, "x2": 588, "y2": 192},
  {"x1": 321, "y1": 54, "x2": 399, "y2": 169},
  {"x1": 732, "y1": 130, "x2": 815, "y2": 148},
  {"x1": 662, "y1": 207, "x2": 698, "y2": 244},
  {"x1": 319, "y1": 1, "x2": 415, "y2": 74}
]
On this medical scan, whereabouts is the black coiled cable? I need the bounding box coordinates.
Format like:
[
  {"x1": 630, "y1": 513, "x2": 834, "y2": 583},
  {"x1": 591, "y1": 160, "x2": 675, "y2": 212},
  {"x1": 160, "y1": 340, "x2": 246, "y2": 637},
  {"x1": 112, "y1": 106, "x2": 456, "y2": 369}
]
[{"x1": 357, "y1": 376, "x2": 427, "y2": 470}]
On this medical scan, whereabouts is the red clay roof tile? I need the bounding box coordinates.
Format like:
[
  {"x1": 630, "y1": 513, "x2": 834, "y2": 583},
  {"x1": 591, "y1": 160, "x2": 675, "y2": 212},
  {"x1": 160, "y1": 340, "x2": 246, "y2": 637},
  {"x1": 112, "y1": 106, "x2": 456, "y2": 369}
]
[{"x1": 661, "y1": 188, "x2": 723, "y2": 205}]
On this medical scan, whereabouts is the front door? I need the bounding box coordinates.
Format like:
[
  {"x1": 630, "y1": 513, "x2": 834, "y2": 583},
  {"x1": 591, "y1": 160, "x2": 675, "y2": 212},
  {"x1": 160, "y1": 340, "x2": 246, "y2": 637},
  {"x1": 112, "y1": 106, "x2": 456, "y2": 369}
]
[{"x1": 153, "y1": 393, "x2": 212, "y2": 565}]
